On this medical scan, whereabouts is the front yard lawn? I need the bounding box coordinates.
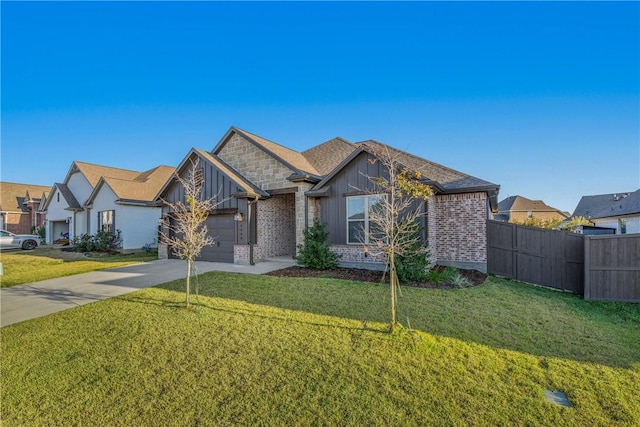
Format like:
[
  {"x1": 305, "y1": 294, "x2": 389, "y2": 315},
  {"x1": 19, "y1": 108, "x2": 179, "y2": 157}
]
[
  {"x1": 0, "y1": 248, "x2": 157, "y2": 288},
  {"x1": 2, "y1": 273, "x2": 639, "y2": 425}
]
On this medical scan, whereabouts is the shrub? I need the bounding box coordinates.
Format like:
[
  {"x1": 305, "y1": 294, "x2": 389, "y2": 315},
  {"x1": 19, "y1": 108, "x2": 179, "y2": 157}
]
[
  {"x1": 450, "y1": 271, "x2": 471, "y2": 288},
  {"x1": 395, "y1": 243, "x2": 431, "y2": 283},
  {"x1": 72, "y1": 230, "x2": 122, "y2": 252},
  {"x1": 295, "y1": 221, "x2": 340, "y2": 270}
]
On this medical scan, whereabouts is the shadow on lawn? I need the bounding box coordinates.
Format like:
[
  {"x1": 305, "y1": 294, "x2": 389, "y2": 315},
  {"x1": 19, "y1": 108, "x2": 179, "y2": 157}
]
[
  {"x1": 122, "y1": 293, "x2": 388, "y2": 349},
  {"x1": 146, "y1": 276, "x2": 640, "y2": 369}
]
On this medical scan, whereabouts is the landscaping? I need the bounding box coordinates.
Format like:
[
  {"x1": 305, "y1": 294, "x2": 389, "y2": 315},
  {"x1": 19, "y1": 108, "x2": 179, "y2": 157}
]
[
  {"x1": 0, "y1": 248, "x2": 157, "y2": 288},
  {"x1": 2, "y1": 272, "x2": 638, "y2": 425}
]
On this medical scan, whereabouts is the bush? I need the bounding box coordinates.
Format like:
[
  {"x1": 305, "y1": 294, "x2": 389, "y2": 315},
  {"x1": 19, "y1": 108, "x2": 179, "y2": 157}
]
[
  {"x1": 395, "y1": 243, "x2": 431, "y2": 283},
  {"x1": 72, "y1": 230, "x2": 122, "y2": 252},
  {"x1": 295, "y1": 221, "x2": 340, "y2": 270}
]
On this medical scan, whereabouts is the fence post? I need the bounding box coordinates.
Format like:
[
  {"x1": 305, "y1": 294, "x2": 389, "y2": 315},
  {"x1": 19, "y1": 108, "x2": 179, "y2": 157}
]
[{"x1": 583, "y1": 236, "x2": 590, "y2": 300}]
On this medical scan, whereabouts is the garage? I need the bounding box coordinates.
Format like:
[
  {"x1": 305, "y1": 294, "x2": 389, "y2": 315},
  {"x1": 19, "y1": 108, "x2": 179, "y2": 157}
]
[
  {"x1": 50, "y1": 220, "x2": 70, "y2": 244},
  {"x1": 169, "y1": 214, "x2": 236, "y2": 263}
]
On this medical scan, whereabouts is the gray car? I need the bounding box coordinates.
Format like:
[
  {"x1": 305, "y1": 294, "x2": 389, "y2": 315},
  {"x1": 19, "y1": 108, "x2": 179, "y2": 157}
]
[{"x1": 0, "y1": 230, "x2": 40, "y2": 250}]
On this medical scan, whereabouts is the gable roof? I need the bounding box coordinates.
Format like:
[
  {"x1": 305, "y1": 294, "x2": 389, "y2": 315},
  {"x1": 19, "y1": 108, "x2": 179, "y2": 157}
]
[
  {"x1": 39, "y1": 182, "x2": 83, "y2": 212},
  {"x1": 65, "y1": 161, "x2": 140, "y2": 188},
  {"x1": 308, "y1": 142, "x2": 500, "y2": 210},
  {"x1": 498, "y1": 195, "x2": 567, "y2": 217},
  {"x1": 86, "y1": 165, "x2": 176, "y2": 205},
  {"x1": 358, "y1": 141, "x2": 499, "y2": 192},
  {"x1": 572, "y1": 191, "x2": 637, "y2": 219},
  {"x1": 0, "y1": 182, "x2": 51, "y2": 212},
  {"x1": 156, "y1": 148, "x2": 269, "y2": 202},
  {"x1": 586, "y1": 189, "x2": 640, "y2": 219},
  {"x1": 213, "y1": 126, "x2": 321, "y2": 178},
  {"x1": 302, "y1": 137, "x2": 356, "y2": 175}
]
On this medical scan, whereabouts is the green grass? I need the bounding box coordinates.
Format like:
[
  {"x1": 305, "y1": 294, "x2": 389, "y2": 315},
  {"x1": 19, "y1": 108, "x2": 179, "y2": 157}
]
[
  {"x1": 2, "y1": 273, "x2": 639, "y2": 426},
  {"x1": 0, "y1": 249, "x2": 158, "y2": 287}
]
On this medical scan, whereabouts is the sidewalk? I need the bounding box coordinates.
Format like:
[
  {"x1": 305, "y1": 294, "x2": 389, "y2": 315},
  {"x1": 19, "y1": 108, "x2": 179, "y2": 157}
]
[{"x1": 1, "y1": 257, "x2": 295, "y2": 327}]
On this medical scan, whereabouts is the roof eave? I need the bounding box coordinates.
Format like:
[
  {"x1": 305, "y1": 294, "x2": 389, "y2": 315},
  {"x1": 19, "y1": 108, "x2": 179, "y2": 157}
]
[
  {"x1": 232, "y1": 191, "x2": 270, "y2": 200},
  {"x1": 287, "y1": 172, "x2": 322, "y2": 184}
]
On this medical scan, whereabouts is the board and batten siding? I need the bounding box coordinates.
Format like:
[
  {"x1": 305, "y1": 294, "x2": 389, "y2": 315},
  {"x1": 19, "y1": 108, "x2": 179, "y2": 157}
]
[
  {"x1": 317, "y1": 151, "x2": 426, "y2": 245},
  {"x1": 162, "y1": 157, "x2": 249, "y2": 247}
]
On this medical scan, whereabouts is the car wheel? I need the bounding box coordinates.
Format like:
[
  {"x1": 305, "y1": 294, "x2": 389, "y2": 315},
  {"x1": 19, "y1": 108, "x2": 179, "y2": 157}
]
[{"x1": 22, "y1": 240, "x2": 37, "y2": 250}]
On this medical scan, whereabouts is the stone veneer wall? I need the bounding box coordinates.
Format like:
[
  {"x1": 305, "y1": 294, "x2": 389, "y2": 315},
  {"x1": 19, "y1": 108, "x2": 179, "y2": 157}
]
[
  {"x1": 218, "y1": 133, "x2": 309, "y2": 251},
  {"x1": 257, "y1": 194, "x2": 296, "y2": 258},
  {"x1": 433, "y1": 192, "x2": 488, "y2": 266},
  {"x1": 218, "y1": 134, "x2": 295, "y2": 190}
]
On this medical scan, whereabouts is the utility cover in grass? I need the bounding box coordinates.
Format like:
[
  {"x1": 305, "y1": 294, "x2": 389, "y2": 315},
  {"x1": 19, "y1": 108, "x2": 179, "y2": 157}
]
[{"x1": 544, "y1": 389, "x2": 572, "y2": 407}]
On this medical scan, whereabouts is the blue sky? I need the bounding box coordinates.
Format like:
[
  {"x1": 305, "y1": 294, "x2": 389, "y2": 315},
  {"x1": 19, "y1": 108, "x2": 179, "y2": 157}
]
[{"x1": 2, "y1": 1, "x2": 638, "y2": 213}]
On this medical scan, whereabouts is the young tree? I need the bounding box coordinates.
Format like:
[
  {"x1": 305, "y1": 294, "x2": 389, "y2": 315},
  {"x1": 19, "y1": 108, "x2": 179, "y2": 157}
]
[
  {"x1": 161, "y1": 159, "x2": 222, "y2": 307},
  {"x1": 359, "y1": 144, "x2": 433, "y2": 332}
]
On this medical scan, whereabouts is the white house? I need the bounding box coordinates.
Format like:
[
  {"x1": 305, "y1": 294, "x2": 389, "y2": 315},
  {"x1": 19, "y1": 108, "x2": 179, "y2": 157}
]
[
  {"x1": 572, "y1": 189, "x2": 640, "y2": 234},
  {"x1": 42, "y1": 161, "x2": 174, "y2": 250}
]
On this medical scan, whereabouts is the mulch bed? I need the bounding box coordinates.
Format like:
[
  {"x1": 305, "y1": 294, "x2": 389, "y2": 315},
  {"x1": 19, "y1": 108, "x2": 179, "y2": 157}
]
[{"x1": 265, "y1": 265, "x2": 487, "y2": 289}]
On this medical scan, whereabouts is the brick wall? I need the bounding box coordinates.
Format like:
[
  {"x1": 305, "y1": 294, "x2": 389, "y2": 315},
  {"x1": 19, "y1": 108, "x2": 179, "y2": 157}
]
[
  {"x1": 330, "y1": 244, "x2": 386, "y2": 268},
  {"x1": 234, "y1": 244, "x2": 264, "y2": 264},
  {"x1": 257, "y1": 194, "x2": 296, "y2": 257},
  {"x1": 433, "y1": 192, "x2": 487, "y2": 264}
]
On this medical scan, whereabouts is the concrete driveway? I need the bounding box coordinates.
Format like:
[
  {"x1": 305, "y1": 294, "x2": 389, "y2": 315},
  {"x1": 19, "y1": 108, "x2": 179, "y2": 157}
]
[{"x1": 1, "y1": 257, "x2": 295, "y2": 327}]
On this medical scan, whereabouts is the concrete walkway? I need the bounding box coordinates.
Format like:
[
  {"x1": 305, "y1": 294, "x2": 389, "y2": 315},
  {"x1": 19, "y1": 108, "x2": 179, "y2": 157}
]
[{"x1": 1, "y1": 257, "x2": 296, "y2": 327}]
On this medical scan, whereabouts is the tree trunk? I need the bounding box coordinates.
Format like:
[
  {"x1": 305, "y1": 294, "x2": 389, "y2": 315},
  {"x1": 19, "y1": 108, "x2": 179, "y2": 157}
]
[
  {"x1": 186, "y1": 259, "x2": 192, "y2": 307},
  {"x1": 390, "y1": 255, "x2": 396, "y2": 333}
]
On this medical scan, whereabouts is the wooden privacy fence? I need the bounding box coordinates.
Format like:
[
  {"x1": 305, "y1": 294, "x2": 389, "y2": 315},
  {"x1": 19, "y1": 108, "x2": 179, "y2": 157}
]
[
  {"x1": 487, "y1": 220, "x2": 584, "y2": 294},
  {"x1": 487, "y1": 220, "x2": 639, "y2": 302},
  {"x1": 584, "y1": 234, "x2": 640, "y2": 302}
]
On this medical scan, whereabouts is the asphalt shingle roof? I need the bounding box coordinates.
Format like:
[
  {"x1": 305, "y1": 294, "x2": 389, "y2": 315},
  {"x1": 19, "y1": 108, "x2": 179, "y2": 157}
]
[
  {"x1": 498, "y1": 195, "x2": 565, "y2": 215},
  {"x1": 572, "y1": 191, "x2": 637, "y2": 219},
  {"x1": 588, "y1": 189, "x2": 640, "y2": 219},
  {"x1": 357, "y1": 141, "x2": 498, "y2": 192},
  {"x1": 72, "y1": 161, "x2": 140, "y2": 188},
  {"x1": 101, "y1": 165, "x2": 176, "y2": 202},
  {"x1": 302, "y1": 137, "x2": 356, "y2": 176},
  {"x1": 0, "y1": 182, "x2": 51, "y2": 212},
  {"x1": 55, "y1": 183, "x2": 82, "y2": 210}
]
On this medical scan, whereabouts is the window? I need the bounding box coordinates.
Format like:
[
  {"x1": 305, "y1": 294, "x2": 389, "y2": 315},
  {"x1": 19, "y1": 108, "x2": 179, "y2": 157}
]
[
  {"x1": 98, "y1": 210, "x2": 115, "y2": 233},
  {"x1": 347, "y1": 194, "x2": 385, "y2": 244},
  {"x1": 619, "y1": 218, "x2": 627, "y2": 234}
]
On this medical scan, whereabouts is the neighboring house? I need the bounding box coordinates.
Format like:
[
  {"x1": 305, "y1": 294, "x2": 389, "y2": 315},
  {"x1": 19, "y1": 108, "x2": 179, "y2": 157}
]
[
  {"x1": 158, "y1": 127, "x2": 500, "y2": 272},
  {"x1": 572, "y1": 190, "x2": 640, "y2": 234},
  {"x1": 41, "y1": 161, "x2": 174, "y2": 249},
  {"x1": 496, "y1": 195, "x2": 569, "y2": 223},
  {"x1": 0, "y1": 182, "x2": 50, "y2": 234}
]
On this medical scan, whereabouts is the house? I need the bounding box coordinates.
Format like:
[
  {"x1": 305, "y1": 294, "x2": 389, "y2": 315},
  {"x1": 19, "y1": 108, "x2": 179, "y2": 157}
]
[
  {"x1": 0, "y1": 182, "x2": 50, "y2": 234},
  {"x1": 41, "y1": 161, "x2": 175, "y2": 249},
  {"x1": 572, "y1": 190, "x2": 640, "y2": 234},
  {"x1": 158, "y1": 127, "x2": 500, "y2": 272},
  {"x1": 496, "y1": 195, "x2": 569, "y2": 223}
]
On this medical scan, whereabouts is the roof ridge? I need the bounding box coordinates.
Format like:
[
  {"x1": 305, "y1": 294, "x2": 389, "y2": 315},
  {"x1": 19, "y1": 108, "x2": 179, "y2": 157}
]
[
  {"x1": 301, "y1": 136, "x2": 355, "y2": 154},
  {"x1": 232, "y1": 126, "x2": 304, "y2": 155},
  {"x1": 74, "y1": 160, "x2": 140, "y2": 174}
]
